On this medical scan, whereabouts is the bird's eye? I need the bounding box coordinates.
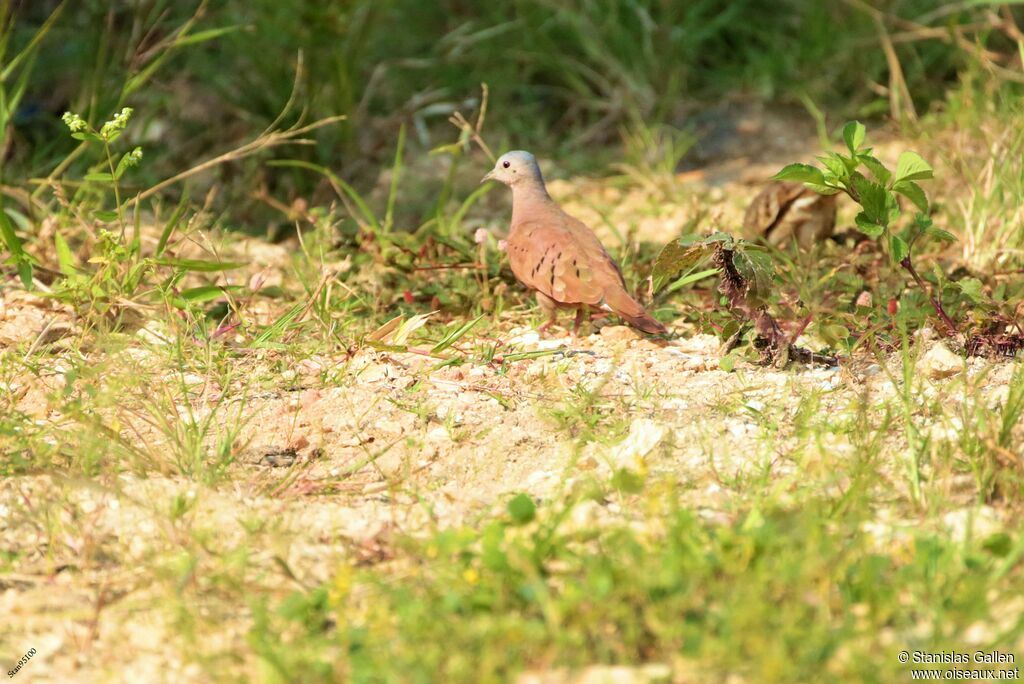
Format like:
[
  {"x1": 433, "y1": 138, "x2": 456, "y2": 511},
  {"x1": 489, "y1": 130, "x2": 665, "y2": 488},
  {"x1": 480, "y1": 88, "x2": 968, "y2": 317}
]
[{"x1": 502, "y1": 161, "x2": 510, "y2": 168}]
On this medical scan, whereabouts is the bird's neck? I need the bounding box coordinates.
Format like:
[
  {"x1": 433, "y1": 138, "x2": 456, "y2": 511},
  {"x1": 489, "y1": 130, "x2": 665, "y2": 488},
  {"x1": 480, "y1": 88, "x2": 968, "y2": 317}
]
[{"x1": 510, "y1": 181, "x2": 553, "y2": 226}]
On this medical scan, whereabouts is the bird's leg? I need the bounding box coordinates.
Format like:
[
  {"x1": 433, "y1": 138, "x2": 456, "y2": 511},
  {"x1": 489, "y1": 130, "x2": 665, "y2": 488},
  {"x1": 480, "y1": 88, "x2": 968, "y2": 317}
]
[
  {"x1": 572, "y1": 307, "x2": 587, "y2": 337},
  {"x1": 535, "y1": 291, "x2": 559, "y2": 335}
]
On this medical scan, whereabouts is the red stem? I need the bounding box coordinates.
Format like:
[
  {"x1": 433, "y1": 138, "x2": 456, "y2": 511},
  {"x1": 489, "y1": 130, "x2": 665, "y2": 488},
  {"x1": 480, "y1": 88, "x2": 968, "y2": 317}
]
[{"x1": 899, "y1": 255, "x2": 957, "y2": 336}]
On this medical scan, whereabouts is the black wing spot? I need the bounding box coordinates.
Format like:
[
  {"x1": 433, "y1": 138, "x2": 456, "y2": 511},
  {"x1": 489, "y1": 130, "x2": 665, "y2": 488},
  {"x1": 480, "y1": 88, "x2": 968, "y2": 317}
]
[{"x1": 575, "y1": 267, "x2": 581, "y2": 277}]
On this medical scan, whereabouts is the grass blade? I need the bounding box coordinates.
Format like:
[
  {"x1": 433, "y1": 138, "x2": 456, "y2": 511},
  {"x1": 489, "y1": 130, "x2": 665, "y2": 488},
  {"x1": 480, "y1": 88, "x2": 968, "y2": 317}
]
[{"x1": 432, "y1": 314, "x2": 485, "y2": 353}]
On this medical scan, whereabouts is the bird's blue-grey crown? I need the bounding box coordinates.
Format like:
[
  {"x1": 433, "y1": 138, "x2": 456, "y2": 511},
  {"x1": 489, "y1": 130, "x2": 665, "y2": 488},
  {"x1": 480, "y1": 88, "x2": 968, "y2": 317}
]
[{"x1": 482, "y1": 150, "x2": 545, "y2": 187}]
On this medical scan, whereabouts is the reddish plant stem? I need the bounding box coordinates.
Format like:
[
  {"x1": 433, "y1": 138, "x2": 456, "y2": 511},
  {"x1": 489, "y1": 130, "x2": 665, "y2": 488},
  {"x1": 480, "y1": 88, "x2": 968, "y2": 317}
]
[{"x1": 898, "y1": 255, "x2": 958, "y2": 336}]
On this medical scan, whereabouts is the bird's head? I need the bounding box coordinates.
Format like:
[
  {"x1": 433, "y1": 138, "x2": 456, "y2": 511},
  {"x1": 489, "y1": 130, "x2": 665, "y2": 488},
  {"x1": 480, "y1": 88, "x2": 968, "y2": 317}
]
[{"x1": 482, "y1": 150, "x2": 544, "y2": 187}]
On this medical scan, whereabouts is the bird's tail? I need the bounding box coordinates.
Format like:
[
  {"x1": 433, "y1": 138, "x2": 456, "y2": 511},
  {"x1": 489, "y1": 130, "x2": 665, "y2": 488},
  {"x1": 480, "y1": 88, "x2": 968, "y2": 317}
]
[{"x1": 603, "y1": 286, "x2": 667, "y2": 334}]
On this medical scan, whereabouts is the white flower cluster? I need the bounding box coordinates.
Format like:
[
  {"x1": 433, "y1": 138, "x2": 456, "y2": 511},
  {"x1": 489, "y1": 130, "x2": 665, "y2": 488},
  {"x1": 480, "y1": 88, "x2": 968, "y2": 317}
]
[
  {"x1": 61, "y1": 111, "x2": 88, "y2": 133},
  {"x1": 123, "y1": 146, "x2": 144, "y2": 167},
  {"x1": 100, "y1": 107, "x2": 134, "y2": 139}
]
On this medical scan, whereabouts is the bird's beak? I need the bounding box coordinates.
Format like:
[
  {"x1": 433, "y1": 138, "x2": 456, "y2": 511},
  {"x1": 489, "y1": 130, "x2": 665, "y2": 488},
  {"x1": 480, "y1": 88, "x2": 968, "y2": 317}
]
[{"x1": 481, "y1": 170, "x2": 495, "y2": 184}]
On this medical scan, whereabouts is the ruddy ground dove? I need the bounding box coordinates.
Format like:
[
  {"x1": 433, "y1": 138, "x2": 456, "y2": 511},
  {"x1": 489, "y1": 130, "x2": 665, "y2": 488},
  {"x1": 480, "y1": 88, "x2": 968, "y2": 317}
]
[
  {"x1": 744, "y1": 181, "x2": 837, "y2": 248},
  {"x1": 483, "y1": 151, "x2": 666, "y2": 335}
]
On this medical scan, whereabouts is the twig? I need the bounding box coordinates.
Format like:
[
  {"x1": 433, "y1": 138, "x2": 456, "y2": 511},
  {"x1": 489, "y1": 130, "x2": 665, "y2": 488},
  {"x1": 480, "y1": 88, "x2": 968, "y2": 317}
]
[{"x1": 898, "y1": 255, "x2": 958, "y2": 335}]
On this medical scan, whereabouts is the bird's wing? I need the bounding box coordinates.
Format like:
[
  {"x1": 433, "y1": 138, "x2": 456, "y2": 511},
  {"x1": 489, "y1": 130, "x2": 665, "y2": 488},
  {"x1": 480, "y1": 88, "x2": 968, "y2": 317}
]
[{"x1": 507, "y1": 210, "x2": 625, "y2": 306}]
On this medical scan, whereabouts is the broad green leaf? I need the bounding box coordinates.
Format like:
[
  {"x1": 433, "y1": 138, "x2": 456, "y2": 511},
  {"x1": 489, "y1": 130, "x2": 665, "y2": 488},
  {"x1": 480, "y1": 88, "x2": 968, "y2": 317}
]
[
  {"x1": 842, "y1": 121, "x2": 866, "y2": 153},
  {"x1": 858, "y1": 154, "x2": 892, "y2": 185},
  {"x1": 772, "y1": 163, "x2": 825, "y2": 185},
  {"x1": 927, "y1": 226, "x2": 957, "y2": 243},
  {"x1": 154, "y1": 257, "x2": 247, "y2": 272},
  {"x1": 734, "y1": 246, "x2": 775, "y2": 302},
  {"x1": 956, "y1": 277, "x2": 985, "y2": 303},
  {"x1": 54, "y1": 232, "x2": 78, "y2": 275},
  {"x1": 71, "y1": 131, "x2": 103, "y2": 143},
  {"x1": 652, "y1": 239, "x2": 716, "y2": 291},
  {"x1": 818, "y1": 324, "x2": 850, "y2": 347},
  {"x1": 851, "y1": 174, "x2": 889, "y2": 225},
  {"x1": 818, "y1": 153, "x2": 849, "y2": 181},
  {"x1": 3, "y1": 207, "x2": 30, "y2": 231},
  {"x1": 889, "y1": 234, "x2": 909, "y2": 264},
  {"x1": 719, "y1": 353, "x2": 737, "y2": 372},
  {"x1": 507, "y1": 493, "x2": 536, "y2": 524},
  {"x1": 854, "y1": 212, "x2": 885, "y2": 238},
  {"x1": 895, "y1": 151, "x2": 933, "y2": 183},
  {"x1": 805, "y1": 182, "x2": 842, "y2": 195},
  {"x1": 893, "y1": 180, "x2": 928, "y2": 212}
]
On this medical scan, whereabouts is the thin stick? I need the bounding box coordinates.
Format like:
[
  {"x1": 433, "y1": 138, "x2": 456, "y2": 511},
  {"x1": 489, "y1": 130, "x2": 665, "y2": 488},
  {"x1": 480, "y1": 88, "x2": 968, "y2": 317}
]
[{"x1": 899, "y1": 255, "x2": 958, "y2": 335}]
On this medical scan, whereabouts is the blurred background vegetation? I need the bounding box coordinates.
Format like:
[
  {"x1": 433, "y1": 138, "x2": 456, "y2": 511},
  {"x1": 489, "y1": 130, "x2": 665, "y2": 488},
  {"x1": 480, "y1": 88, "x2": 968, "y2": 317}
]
[{"x1": 4, "y1": 0, "x2": 1023, "y2": 232}]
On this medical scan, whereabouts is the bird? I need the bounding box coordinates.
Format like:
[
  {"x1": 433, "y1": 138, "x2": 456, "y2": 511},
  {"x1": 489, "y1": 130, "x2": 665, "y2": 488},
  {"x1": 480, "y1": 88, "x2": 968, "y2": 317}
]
[
  {"x1": 482, "y1": 150, "x2": 666, "y2": 335},
  {"x1": 743, "y1": 181, "x2": 837, "y2": 249}
]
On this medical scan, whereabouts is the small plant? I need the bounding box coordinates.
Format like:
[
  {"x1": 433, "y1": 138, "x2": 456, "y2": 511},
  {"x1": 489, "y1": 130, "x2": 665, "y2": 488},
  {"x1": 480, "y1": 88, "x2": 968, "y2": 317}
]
[
  {"x1": 774, "y1": 121, "x2": 958, "y2": 335},
  {"x1": 652, "y1": 232, "x2": 834, "y2": 367},
  {"x1": 61, "y1": 108, "x2": 144, "y2": 233},
  {"x1": 49, "y1": 107, "x2": 164, "y2": 321}
]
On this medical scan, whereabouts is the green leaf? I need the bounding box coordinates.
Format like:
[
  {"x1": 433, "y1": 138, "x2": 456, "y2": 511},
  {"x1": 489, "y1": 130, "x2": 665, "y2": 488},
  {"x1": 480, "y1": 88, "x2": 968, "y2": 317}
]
[
  {"x1": 818, "y1": 324, "x2": 850, "y2": 347},
  {"x1": 172, "y1": 25, "x2": 244, "y2": 48},
  {"x1": 734, "y1": 246, "x2": 775, "y2": 302},
  {"x1": 893, "y1": 180, "x2": 928, "y2": 212},
  {"x1": 54, "y1": 232, "x2": 78, "y2": 275},
  {"x1": 611, "y1": 468, "x2": 645, "y2": 494},
  {"x1": 154, "y1": 257, "x2": 247, "y2": 272},
  {"x1": 818, "y1": 153, "x2": 849, "y2": 181},
  {"x1": 851, "y1": 174, "x2": 889, "y2": 225},
  {"x1": 842, "y1": 121, "x2": 866, "y2": 153},
  {"x1": 664, "y1": 267, "x2": 721, "y2": 295},
  {"x1": 507, "y1": 494, "x2": 536, "y2": 525},
  {"x1": 854, "y1": 212, "x2": 885, "y2": 238},
  {"x1": 251, "y1": 301, "x2": 306, "y2": 347},
  {"x1": 170, "y1": 285, "x2": 242, "y2": 308},
  {"x1": 772, "y1": 163, "x2": 825, "y2": 185},
  {"x1": 804, "y1": 183, "x2": 842, "y2": 195},
  {"x1": 114, "y1": 153, "x2": 134, "y2": 180},
  {"x1": 0, "y1": 207, "x2": 33, "y2": 288},
  {"x1": 156, "y1": 196, "x2": 189, "y2": 257},
  {"x1": 93, "y1": 209, "x2": 119, "y2": 222},
  {"x1": 956, "y1": 277, "x2": 985, "y2": 303},
  {"x1": 895, "y1": 151, "x2": 933, "y2": 183},
  {"x1": 71, "y1": 131, "x2": 103, "y2": 143},
  {"x1": 652, "y1": 239, "x2": 717, "y2": 292},
  {"x1": 84, "y1": 172, "x2": 114, "y2": 183},
  {"x1": 858, "y1": 154, "x2": 892, "y2": 185},
  {"x1": 889, "y1": 234, "x2": 909, "y2": 264},
  {"x1": 927, "y1": 226, "x2": 957, "y2": 243},
  {"x1": 431, "y1": 314, "x2": 485, "y2": 353}
]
